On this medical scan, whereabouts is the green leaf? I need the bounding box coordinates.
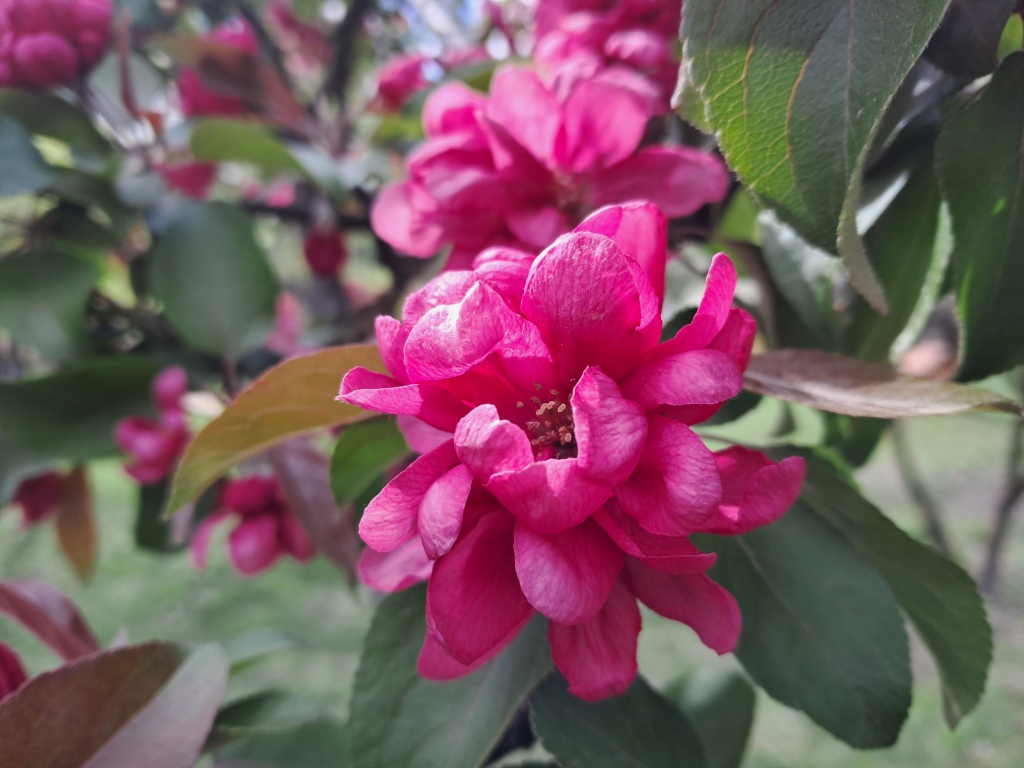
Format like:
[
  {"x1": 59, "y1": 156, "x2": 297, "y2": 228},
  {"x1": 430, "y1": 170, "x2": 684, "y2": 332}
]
[
  {"x1": 666, "y1": 669, "x2": 756, "y2": 768},
  {"x1": 743, "y1": 349, "x2": 1024, "y2": 418},
  {"x1": 0, "y1": 115, "x2": 53, "y2": 196},
  {"x1": 696, "y1": 506, "x2": 912, "y2": 748},
  {"x1": 166, "y1": 345, "x2": 385, "y2": 515},
  {"x1": 330, "y1": 418, "x2": 410, "y2": 509},
  {"x1": 212, "y1": 690, "x2": 322, "y2": 737},
  {"x1": 531, "y1": 675, "x2": 706, "y2": 768},
  {"x1": 0, "y1": 89, "x2": 111, "y2": 171},
  {"x1": 135, "y1": 480, "x2": 184, "y2": 552},
  {"x1": 936, "y1": 52, "x2": 1024, "y2": 381},
  {"x1": 224, "y1": 628, "x2": 301, "y2": 674},
  {"x1": 0, "y1": 433, "x2": 51, "y2": 506},
  {"x1": 149, "y1": 202, "x2": 278, "y2": 358},
  {"x1": 925, "y1": 0, "x2": 1016, "y2": 79},
  {"x1": 347, "y1": 586, "x2": 552, "y2": 768},
  {"x1": 0, "y1": 357, "x2": 158, "y2": 460},
  {"x1": 213, "y1": 718, "x2": 350, "y2": 768},
  {"x1": 791, "y1": 450, "x2": 993, "y2": 727},
  {"x1": 679, "y1": 0, "x2": 951, "y2": 313},
  {"x1": 0, "y1": 250, "x2": 97, "y2": 360},
  {"x1": 190, "y1": 119, "x2": 309, "y2": 177},
  {"x1": 847, "y1": 153, "x2": 952, "y2": 363}
]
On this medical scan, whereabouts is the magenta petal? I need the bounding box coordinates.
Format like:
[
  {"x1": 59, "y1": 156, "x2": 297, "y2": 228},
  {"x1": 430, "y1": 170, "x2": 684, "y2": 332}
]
[
  {"x1": 279, "y1": 512, "x2": 316, "y2": 563},
  {"x1": 700, "y1": 449, "x2": 805, "y2": 535},
  {"x1": 572, "y1": 367, "x2": 647, "y2": 486},
  {"x1": 228, "y1": 515, "x2": 282, "y2": 576},
  {"x1": 663, "y1": 254, "x2": 738, "y2": 354},
  {"x1": 557, "y1": 77, "x2": 649, "y2": 173},
  {"x1": 627, "y1": 561, "x2": 741, "y2": 655},
  {"x1": 488, "y1": 458, "x2": 613, "y2": 535},
  {"x1": 359, "y1": 537, "x2": 433, "y2": 592},
  {"x1": 514, "y1": 518, "x2": 624, "y2": 624},
  {"x1": 549, "y1": 579, "x2": 641, "y2": 701},
  {"x1": 397, "y1": 416, "x2": 452, "y2": 454},
  {"x1": 594, "y1": 503, "x2": 716, "y2": 575},
  {"x1": 473, "y1": 246, "x2": 536, "y2": 309},
  {"x1": 423, "y1": 81, "x2": 487, "y2": 136},
  {"x1": 416, "y1": 629, "x2": 513, "y2": 681},
  {"x1": 590, "y1": 147, "x2": 730, "y2": 217},
  {"x1": 427, "y1": 513, "x2": 533, "y2": 665},
  {"x1": 359, "y1": 440, "x2": 458, "y2": 552},
  {"x1": 419, "y1": 463, "x2": 475, "y2": 559},
  {"x1": 454, "y1": 404, "x2": 534, "y2": 479},
  {"x1": 614, "y1": 416, "x2": 721, "y2": 537},
  {"x1": 576, "y1": 202, "x2": 669, "y2": 308},
  {"x1": 190, "y1": 508, "x2": 231, "y2": 570},
  {"x1": 370, "y1": 181, "x2": 444, "y2": 257},
  {"x1": 620, "y1": 349, "x2": 742, "y2": 412},
  {"x1": 522, "y1": 232, "x2": 657, "y2": 381},
  {"x1": 486, "y1": 67, "x2": 561, "y2": 169},
  {"x1": 402, "y1": 271, "x2": 479, "y2": 325},
  {"x1": 338, "y1": 367, "x2": 469, "y2": 432},
  {"x1": 375, "y1": 315, "x2": 410, "y2": 382}
]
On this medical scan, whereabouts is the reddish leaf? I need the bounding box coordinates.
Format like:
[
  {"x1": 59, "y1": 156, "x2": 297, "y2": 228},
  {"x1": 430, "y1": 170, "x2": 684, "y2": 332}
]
[
  {"x1": 54, "y1": 465, "x2": 97, "y2": 583},
  {"x1": 166, "y1": 344, "x2": 386, "y2": 516},
  {"x1": 270, "y1": 438, "x2": 360, "y2": 585},
  {"x1": 0, "y1": 580, "x2": 100, "y2": 661},
  {"x1": 0, "y1": 642, "x2": 228, "y2": 768},
  {"x1": 744, "y1": 350, "x2": 1024, "y2": 418}
]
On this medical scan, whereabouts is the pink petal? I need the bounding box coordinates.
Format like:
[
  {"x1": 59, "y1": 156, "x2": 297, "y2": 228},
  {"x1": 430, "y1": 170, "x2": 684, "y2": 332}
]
[
  {"x1": 488, "y1": 458, "x2": 613, "y2": 535},
  {"x1": 506, "y1": 205, "x2": 572, "y2": 251},
  {"x1": 594, "y1": 502, "x2": 716, "y2": 575},
  {"x1": 419, "y1": 463, "x2": 475, "y2": 559},
  {"x1": 279, "y1": 512, "x2": 316, "y2": 563},
  {"x1": 613, "y1": 416, "x2": 721, "y2": 537},
  {"x1": 397, "y1": 416, "x2": 452, "y2": 454},
  {"x1": 359, "y1": 440, "x2": 458, "y2": 552},
  {"x1": 556, "y1": 76, "x2": 650, "y2": 173},
  {"x1": 427, "y1": 512, "x2": 533, "y2": 665},
  {"x1": 338, "y1": 367, "x2": 469, "y2": 432},
  {"x1": 590, "y1": 147, "x2": 730, "y2": 217},
  {"x1": 417, "y1": 617, "x2": 527, "y2": 681},
  {"x1": 626, "y1": 561, "x2": 741, "y2": 654},
  {"x1": 521, "y1": 231, "x2": 658, "y2": 382},
  {"x1": 700, "y1": 450, "x2": 805, "y2": 535},
  {"x1": 549, "y1": 579, "x2": 641, "y2": 701},
  {"x1": 229, "y1": 515, "x2": 282, "y2": 576},
  {"x1": 423, "y1": 81, "x2": 487, "y2": 136},
  {"x1": 619, "y1": 348, "x2": 742, "y2": 412},
  {"x1": 575, "y1": 202, "x2": 669, "y2": 309},
  {"x1": 514, "y1": 518, "x2": 624, "y2": 624},
  {"x1": 472, "y1": 246, "x2": 537, "y2": 309},
  {"x1": 375, "y1": 315, "x2": 410, "y2": 382},
  {"x1": 370, "y1": 181, "x2": 445, "y2": 258},
  {"x1": 189, "y1": 508, "x2": 232, "y2": 570},
  {"x1": 454, "y1": 404, "x2": 534, "y2": 479},
  {"x1": 572, "y1": 367, "x2": 647, "y2": 487},
  {"x1": 661, "y1": 254, "x2": 737, "y2": 355},
  {"x1": 486, "y1": 67, "x2": 561, "y2": 169},
  {"x1": 359, "y1": 537, "x2": 433, "y2": 592}
]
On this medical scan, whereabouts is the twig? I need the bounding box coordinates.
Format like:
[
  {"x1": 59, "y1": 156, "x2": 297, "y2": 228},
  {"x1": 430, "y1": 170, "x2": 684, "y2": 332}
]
[
  {"x1": 891, "y1": 421, "x2": 954, "y2": 557},
  {"x1": 978, "y1": 417, "x2": 1024, "y2": 594},
  {"x1": 320, "y1": 0, "x2": 375, "y2": 104}
]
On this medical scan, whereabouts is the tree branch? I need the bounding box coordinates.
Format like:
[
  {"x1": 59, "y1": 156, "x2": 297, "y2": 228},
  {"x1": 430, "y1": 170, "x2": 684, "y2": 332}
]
[
  {"x1": 321, "y1": 0, "x2": 375, "y2": 103},
  {"x1": 978, "y1": 416, "x2": 1024, "y2": 594},
  {"x1": 891, "y1": 422, "x2": 954, "y2": 557}
]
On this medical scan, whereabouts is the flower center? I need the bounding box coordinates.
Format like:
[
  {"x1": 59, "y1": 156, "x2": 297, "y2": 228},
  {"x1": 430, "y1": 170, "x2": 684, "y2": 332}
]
[
  {"x1": 552, "y1": 172, "x2": 586, "y2": 219},
  {"x1": 518, "y1": 387, "x2": 576, "y2": 460}
]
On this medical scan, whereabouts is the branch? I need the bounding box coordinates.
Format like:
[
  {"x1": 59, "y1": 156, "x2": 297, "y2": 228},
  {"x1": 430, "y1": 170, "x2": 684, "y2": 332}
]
[
  {"x1": 321, "y1": 0, "x2": 375, "y2": 103},
  {"x1": 978, "y1": 415, "x2": 1024, "y2": 594},
  {"x1": 891, "y1": 422, "x2": 954, "y2": 557}
]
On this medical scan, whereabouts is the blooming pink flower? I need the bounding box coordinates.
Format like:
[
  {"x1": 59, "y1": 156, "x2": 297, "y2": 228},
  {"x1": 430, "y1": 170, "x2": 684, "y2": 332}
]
[
  {"x1": 11, "y1": 471, "x2": 63, "y2": 528},
  {"x1": 191, "y1": 475, "x2": 315, "y2": 577},
  {"x1": 266, "y1": 0, "x2": 330, "y2": 69},
  {"x1": 0, "y1": 0, "x2": 112, "y2": 89},
  {"x1": 114, "y1": 366, "x2": 190, "y2": 485},
  {"x1": 371, "y1": 66, "x2": 728, "y2": 268},
  {"x1": 372, "y1": 52, "x2": 430, "y2": 113},
  {"x1": 533, "y1": 0, "x2": 681, "y2": 107},
  {"x1": 303, "y1": 228, "x2": 348, "y2": 277},
  {"x1": 0, "y1": 642, "x2": 28, "y2": 702},
  {"x1": 340, "y1": 204, "x2": 804, "y2": 700},
  {"x1": 158, "y1": 161, "x2": 217, "y2": 200},
  {"x1": 177, "y1": 18, "x2": 259, "y2": 118}
]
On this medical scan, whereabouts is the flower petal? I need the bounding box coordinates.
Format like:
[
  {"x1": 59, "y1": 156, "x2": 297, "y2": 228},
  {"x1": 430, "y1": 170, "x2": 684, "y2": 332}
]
[
  {"x1": 402, "y1": 270, "x2": 479, "y2": 326},
  {"x1": 473, "y1": 246, "x2": 537, "y2": 310},
  {"x1": 189, "y1": 508, "x2": 232, "y2": 570},
  {"x1": 417, "y1": 627, "x2": 519, "y2": 681},
  {"x1": 375, "y1": 315, "x2": 410, "y2": 382},
  {"x1": 486, "y1": 67, "x2": 561, "y2": 170},
  {"x1": 419, "y1": 463, "x2": 475, "y2": 559},
  {"x1": 661, "y1": 254, "x2": 737, "y2": 354},
  {"x1": 454, "y1": 404, "x2": 534, "y2": 479},
  {"x1": 619, "y1": 348, "x2": 742, "y2": 412},
  {"x1": 397, "y1": 416, "x2": 452, "y2": 454},
  {"x1": 338, "y1": 368, "x2": 469, "y2": 432},
  {"x1": 557, "y1": 76, "x2": 650, "y2": 173},
  {"x1": 279, "y1": 512, "x2": 316, "y2": 562},
  {"x1": 514, "y1": 518, "x2": 624, "y2": 624},
  {"x1": 370, "y1": 181, "x2": 445, "y2": 258},
  {"x1": 488, "y1": 458, "x2": 613, "y2": 535},
  {"x1": 423, "y1": 81, "x2": 487, "y2": 137},
  {"x1": 359, "y1": 440, "x2": 458, "y2": 552},
  {"x1": 427, "y1": 512, "x2": 533, "y2": 665},
  {"x1": 359, "y1": 537, "x2": 433, "y2": 592},
  {"x1": 626, "y1": 561, "x2": 740, "y2": 655},
  {"x1": 614, "y1": 416, "x2": 721, "y2": 536},
  {"x1": 594, "y1": 502, "x2": 716, "y2": 575},
  {"x1": 228, "y1": 515, "x2": 282, "y2": 576},
  {"x1": 700, "y1": 449, "x2": 805, "y2": 535},
  {"x1": 548, "y1": 579, "x2": 641, "y2": 701},
  {"x1": 572, "y1": 367, "x2": 647, "y2": 486}
]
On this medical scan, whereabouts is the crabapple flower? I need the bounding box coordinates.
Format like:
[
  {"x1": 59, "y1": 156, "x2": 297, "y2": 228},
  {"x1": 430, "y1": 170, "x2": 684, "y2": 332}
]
[
  {"x1": 371, "y1": 66, "x2": 728, "y2": 268},
  {"x1": 0, "y1": 0, "x2": 112, "y2": 89},
  {"x1": 372, "y1": 53, "x2": 429, "y2": 113},
  {"x1": 114, "y1": 366, "x2": 190, "y2": 485},
  {"x1": 11, "y1": 471, "x2": 63, "y2": 528},
  {"x1": 177, "y1": 18, "x2": 259, "y2": 118},
  {"x1": 0, "y1": 642, "x2": 28, "y2": 702},
  {"x1": 340, "y1": 203, "x2": 804, "y2": 700},
  {"x1": 191, "y1": 475, "x2": 315, "y2": 577},
  {"x1": 533, "y1": 0, "x2": 682, "y2": 108},
  {"x1": 158, "y1": 160, "x2": 217, "y2": 200},
  {"x1": 303, "y1": 228, "x2": 348, "y2": 277}
]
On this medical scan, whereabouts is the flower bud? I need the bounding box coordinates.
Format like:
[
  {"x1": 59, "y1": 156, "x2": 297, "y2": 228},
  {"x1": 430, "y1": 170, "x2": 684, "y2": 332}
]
[
  {"x1": 12, "y1": 471, "x2": 63, "y2": 528},
  {"x1": 0, "y1": 642, "x2": 28, "y2": 702},
  {"x1": 302, "y1": 229, "x2": 347, "y2": 277}
]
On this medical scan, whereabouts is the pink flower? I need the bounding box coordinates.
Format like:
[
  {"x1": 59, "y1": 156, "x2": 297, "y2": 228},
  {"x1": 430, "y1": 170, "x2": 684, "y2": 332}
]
[
  {"x1": 533, "y1": 0, "x2": 681, "y2": 107},
  {"x1": 191, "y1": 475, "x2": 315, "y2": 577},
  {"x1": 158, "y1": 161, "x2": 217, "y2": 200},
  {"x1": 0, "y1": 0, "x2": 112, "y2": 89},
  {"x1": 303, "y1": 229, "x2": 347, "y2": 277},
  {"x1": 340, "y1": 204, "x2": 804, "y2": 700},
  {"x1": 372, "y1": 53, "x2": 430, "y2": 113},
  {"x1": 371, "y1": 66, "x2": 728, "y2": 268},
  {"x1": 266, "y1": 0, "x2": 330, "y2": 68},
  {"x1": 177, "y1": 18, "x2": 259, "y2": 118},
  {"x1": 114, "y1": 366, "x2": 190, "y2": 485},
  {"x1": 265, "y1": 291, "x2": 307, "y2": 358},
  {"x1": 0, "y1": 642, "x2": 28, "y2": 702},
  {"x1": 11, "y1": 471, "x2": 63, "y2": 528}
]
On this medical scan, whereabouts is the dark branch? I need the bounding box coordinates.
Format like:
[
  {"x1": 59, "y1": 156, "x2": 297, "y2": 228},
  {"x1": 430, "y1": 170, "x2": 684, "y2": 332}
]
[{"x1": 321, "y1": 0, "x2": 375, "y2": 103}]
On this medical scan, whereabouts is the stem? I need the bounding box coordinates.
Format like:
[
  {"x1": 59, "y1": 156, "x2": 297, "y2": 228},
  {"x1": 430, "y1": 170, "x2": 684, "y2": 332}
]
[
  {"x1": 320, "y1": 0, "x2": 375, "y2": 104},
  {"x1": 221, "y1": 357, "x2": 240, "y2": 398},
  {"x1": 891, "y1": 422, "x2": 954, "y2": 557},
  {"x1": 978, "y1": 418, "x2": 1024, "y2": 594}
]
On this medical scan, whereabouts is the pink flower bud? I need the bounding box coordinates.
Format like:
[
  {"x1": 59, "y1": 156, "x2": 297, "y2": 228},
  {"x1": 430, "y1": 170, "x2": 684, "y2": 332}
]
[
  {"x1": 372, "y1": 53, "x2": 429, "y2": 113},
  {"x1": 152, "y1": 365, "x2": 188, "y2": 415},
  {"x1": 12, "y1": 471, "x2": 63, "y2": 528},
  {"x1": 0, "y1": 642, "x2": 28, "y2": 702},
  {"x1": 0, "y1": 0, "x2": 112, "y2": 89},
  {"x1": 302, "y1": 229, "x2": 347, "y2": 277},
  {"x1": 158, "y1": 161, "x2": 218, "y2": 200},
  {"x1": 177, "y1": 18, "x2": 259, "y2": 118}
]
